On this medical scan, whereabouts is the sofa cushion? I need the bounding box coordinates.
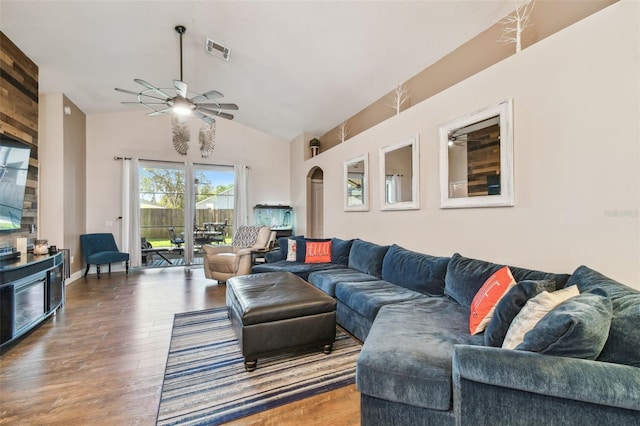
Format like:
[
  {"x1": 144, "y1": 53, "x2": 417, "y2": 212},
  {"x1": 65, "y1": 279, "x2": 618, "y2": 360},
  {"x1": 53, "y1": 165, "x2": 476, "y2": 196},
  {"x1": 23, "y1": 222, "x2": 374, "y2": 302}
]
[
  {"x1": 469, "y1": 266, "x2": 516, "y2": 335},
  {"x1": 516, "y1": 289, "x2": 612, "y2": 360},
  {"x1": 356, "y1": 298, "x2": 483, "y2": 411},
  {"x1": 331, "y1": 238, "x2": 353, "y2": 265},
  {"x1": 250, "y1": 260, "x2": 345, "y2": 281},
  {"x1": 503, "y1": 286, "x2": 580, "y2": 349},
  {"x1": 334, "y1": 280, "x2": 424, "y2": 321},
  {"x1": 444, "y1": 253, "x2": 571, "y2": 308},
  {"x1": 381, "y1": 244, "x2": 450, "y2": 296},
  {"x1": 484, "y1": 279, "x2": 557, "y2": 347},
  {"x1": 348, "y1": 240, "x2": 389, "y2": 278},
  {"x1": 567, "y1": 265, "x2": 640, "y2": 367},
  {"x1": 308, "y1": 268, "x2": 378, "y2": 297}
]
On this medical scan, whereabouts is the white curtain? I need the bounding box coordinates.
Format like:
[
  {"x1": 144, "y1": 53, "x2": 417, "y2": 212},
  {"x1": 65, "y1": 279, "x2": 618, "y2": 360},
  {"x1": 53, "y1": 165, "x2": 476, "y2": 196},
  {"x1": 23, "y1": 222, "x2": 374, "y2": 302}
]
[
  {"x1": 234, "y1": 164, "x2": 249, "y2": 232},
  {"x1": 122, "y1": 157, "x2": 141, "y2": 267}
]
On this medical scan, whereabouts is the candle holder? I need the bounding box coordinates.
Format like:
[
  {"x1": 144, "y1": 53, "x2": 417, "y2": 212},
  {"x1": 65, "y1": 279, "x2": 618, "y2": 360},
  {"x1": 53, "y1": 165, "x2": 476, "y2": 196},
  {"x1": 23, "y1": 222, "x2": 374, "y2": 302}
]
[{"x1": 34, "y1": 239, "x2": 49, "y2": 255}]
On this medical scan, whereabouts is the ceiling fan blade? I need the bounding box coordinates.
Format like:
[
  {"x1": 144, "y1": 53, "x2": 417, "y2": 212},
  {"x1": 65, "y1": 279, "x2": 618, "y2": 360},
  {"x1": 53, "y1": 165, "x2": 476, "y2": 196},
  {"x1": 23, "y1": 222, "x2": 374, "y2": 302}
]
[
  {"x1": 115, "y1": 87, "x2": 141, "y2": 96},
  {"x1": 194, "y1": 102, "x2": 239, "y2": 111},
  {"x1": 217, "y1": 112, "x2": 234, "y2": 120},
  {"x1": 121, "y1": 101, "x2": 166, "y2": 105},
  {"x1": 217, "y1": 103, "x2": 239, "y2": 110},
  {"x1": 116, "y1": 87, "x2": 168, "y2": 102},
  {"x1": 174, "y1": 79, "x2": 188, "y2": 98},
  {"x1": 147, "y1": 108, "x2": 171, "y2": 116},
  {"x1": 199, "y1": 107, "x2": 234, "y2": 120},
  {"x1": 203, "y1": 89, "x2": 224, "y2": 99},
  {"x1": 134, "y1": 79, "x2": 171, "y2": 99},
  {"x1": 191, "y1": 89, "x2": 224, "y2": 103},
  {"x1": 192, "y1": 111, "x2": 216, "y2": 125}
]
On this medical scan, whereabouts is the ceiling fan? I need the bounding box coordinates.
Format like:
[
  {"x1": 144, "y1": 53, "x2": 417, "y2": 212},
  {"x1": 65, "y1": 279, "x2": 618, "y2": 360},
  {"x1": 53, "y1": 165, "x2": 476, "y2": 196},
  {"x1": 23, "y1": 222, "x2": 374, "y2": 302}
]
[{"x1": 115, "y1": 25, "x2": 238, "y2": 125}]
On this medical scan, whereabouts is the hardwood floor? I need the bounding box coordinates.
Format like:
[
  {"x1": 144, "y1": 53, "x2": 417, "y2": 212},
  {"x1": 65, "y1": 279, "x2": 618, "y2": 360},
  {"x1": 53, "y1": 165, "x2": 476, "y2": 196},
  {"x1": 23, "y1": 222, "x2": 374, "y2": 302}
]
[{"x1": 0, "y1": 267, "x2": 360, "y2": 425}]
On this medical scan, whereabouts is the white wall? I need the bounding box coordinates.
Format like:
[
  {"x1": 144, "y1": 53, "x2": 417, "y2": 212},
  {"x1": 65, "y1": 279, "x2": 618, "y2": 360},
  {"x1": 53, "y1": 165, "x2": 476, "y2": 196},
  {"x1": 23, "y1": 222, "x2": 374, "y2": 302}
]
[
  {"x1": 290, "y1": 1, "x2": 640, "y2": 288},
  {"x1": 86, "y1": 111, "x2": 290, "y2": 245}
]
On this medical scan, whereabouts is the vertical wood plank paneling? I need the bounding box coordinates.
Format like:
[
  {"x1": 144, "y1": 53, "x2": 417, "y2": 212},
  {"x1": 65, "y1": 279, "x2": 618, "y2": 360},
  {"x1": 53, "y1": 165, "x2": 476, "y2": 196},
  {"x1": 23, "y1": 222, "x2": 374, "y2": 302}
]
[{"x1": 0, "y1": 31, "x2": 38, "y2": 245}]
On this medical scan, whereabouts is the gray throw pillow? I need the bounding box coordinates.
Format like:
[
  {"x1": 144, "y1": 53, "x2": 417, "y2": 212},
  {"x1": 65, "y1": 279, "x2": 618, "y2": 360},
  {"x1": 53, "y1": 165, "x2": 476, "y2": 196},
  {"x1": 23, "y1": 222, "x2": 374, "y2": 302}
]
[
  {"x1": 567, "y1": 265, "x2": 640, "y2": 367},
  {"x1": 516, "y1": 289, "x2": 612, "y2": 360},
  {"x1": 484, "y1": 279, "x2": 557, "y2": 347}
]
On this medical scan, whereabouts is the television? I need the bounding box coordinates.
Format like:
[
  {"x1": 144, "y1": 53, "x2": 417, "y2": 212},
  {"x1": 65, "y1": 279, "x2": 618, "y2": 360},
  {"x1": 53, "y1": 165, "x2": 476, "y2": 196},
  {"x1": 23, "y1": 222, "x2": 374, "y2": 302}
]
[{"x1": 0, "y1": 134, "x2": 31, "y2": 232}]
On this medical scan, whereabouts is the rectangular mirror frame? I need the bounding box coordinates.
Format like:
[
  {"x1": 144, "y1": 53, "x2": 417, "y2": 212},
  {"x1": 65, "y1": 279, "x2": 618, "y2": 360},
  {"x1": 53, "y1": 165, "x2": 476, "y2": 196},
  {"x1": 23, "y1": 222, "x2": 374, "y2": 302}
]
[
  {"x1": 439, "y1": 99, "x2": 514, "y2": 208},
  {"x1": 344, "y1": 154, "x2": 369, "y2": 211},
  {"x1": 379, "y1": 134, "x2": 420, "y2": 211}
]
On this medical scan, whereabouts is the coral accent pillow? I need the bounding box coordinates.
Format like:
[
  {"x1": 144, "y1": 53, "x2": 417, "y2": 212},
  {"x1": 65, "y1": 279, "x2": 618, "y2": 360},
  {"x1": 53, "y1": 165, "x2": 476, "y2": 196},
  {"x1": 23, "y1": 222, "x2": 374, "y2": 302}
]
[
  {"x1": 286, "y1": 239, "x2": 297, "y2": 262},
  {"x1": 305, "y1": 241, "x2": 332, "y2": 263},
  {"x1": 469, "y1": 266, "x2": 517, "y2": 335}
]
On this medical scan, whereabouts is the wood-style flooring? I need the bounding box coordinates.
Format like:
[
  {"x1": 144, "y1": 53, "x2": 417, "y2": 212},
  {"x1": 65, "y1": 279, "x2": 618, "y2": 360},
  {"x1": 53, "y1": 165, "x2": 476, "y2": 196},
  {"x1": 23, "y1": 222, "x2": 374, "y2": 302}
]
[{"x1": 0, "y1": 267, "x2": 360, "y2": 425}]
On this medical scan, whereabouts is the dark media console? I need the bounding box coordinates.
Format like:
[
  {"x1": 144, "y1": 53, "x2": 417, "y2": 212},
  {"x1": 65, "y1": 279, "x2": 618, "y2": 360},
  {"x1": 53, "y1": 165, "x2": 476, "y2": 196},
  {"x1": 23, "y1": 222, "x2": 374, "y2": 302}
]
[{"x1": 0, "y1": 252, "x2": 65, "y2": 350}]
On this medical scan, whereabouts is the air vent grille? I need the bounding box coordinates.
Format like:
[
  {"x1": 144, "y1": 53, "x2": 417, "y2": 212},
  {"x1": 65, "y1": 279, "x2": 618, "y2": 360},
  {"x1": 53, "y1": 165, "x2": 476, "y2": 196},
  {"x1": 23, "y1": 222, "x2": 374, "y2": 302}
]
[{"x1": 206, "y1": 38, "x2": 231, "y2": 61}]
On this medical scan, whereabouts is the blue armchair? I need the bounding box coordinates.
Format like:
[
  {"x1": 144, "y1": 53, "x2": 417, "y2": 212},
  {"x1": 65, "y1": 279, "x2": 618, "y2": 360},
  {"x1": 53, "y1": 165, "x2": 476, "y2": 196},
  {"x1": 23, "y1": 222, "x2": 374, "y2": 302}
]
[{"x1": 80, "y1": 233, "x2": 129, "y2": 279}]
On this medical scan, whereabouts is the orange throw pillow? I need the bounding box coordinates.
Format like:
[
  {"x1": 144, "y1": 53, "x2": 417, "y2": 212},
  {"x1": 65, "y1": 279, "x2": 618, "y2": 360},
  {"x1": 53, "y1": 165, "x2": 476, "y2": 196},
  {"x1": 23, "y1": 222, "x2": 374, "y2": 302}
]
[
  {"x1": 305, "y1": 241, "x2": 332, "y2": 263},
  {"x1": 469, "y1": 266, "x2": 516, "y2": 335}
]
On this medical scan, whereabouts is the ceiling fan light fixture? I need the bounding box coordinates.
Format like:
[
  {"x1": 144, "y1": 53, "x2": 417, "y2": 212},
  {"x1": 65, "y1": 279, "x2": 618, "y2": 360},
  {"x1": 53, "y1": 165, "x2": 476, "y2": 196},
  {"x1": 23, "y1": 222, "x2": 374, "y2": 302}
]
[{"x1": 169, "y1": 97, "x2": 195, "y2": 116}]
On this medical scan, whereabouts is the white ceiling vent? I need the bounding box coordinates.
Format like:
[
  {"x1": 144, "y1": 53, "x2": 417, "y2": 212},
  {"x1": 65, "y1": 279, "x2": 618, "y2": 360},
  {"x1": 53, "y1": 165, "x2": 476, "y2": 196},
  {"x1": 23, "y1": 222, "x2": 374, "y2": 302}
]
[{"x1": 206, "y1": 38, "x2": 231, "y2": 61}]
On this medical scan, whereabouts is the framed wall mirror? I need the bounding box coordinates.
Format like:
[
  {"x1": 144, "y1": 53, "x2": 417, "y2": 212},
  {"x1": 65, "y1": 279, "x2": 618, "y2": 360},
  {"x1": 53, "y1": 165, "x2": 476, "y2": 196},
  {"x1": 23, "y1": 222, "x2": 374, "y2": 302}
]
[
  {"x1": 439, "y1": 99, "x2": 514, "y2": 208},
  {"x1": 379, "y1": 135, "x2": 420, "y2": 211},
  {"x1": 344, "y1": 154, "x2": 369, "y2": 211}
]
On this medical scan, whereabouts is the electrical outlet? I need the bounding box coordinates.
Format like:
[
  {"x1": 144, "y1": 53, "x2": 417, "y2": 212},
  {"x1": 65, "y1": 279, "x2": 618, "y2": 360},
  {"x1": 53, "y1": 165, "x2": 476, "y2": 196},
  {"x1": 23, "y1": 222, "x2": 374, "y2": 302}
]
[
  {"x1": 71, "y1": 255, "x2": 74, "y2": 263},
  {"x1": 105, "y1": 220, "x2": 113, "y2": 227}
]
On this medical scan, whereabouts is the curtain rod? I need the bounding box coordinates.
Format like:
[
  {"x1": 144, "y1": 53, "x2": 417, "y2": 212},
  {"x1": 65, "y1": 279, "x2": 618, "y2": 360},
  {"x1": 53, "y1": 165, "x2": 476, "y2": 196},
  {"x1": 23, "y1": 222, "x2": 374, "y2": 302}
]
[{"x1": 113, "y1": 156, "x2": 248, "y2": 168}]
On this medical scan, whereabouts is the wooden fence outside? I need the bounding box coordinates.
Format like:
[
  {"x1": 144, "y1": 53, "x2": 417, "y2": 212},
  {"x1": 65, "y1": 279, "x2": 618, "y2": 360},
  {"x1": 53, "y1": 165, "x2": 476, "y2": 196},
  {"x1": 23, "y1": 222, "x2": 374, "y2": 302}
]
[{"x1": 140, "y1": 208, "x2": 234, "y2": 240}]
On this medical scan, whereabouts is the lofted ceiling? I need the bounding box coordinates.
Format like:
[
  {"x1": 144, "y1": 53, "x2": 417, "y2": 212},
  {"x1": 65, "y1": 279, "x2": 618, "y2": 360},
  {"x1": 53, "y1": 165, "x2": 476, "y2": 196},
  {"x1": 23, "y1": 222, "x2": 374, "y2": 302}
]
[{"x1": 0, "y1": 1, "x2": 515, "y2": 141}]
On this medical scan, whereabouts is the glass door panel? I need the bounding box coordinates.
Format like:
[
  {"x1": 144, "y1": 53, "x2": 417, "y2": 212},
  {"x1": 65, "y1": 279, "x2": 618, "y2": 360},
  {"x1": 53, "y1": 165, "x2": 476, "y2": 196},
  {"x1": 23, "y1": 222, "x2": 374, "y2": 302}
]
[
  {"x1": 139, "y1": 162, "x2": 186, "y2": 267},
  {"x1": 192, "y1": 164, "x2": 235, "y2": 264}
]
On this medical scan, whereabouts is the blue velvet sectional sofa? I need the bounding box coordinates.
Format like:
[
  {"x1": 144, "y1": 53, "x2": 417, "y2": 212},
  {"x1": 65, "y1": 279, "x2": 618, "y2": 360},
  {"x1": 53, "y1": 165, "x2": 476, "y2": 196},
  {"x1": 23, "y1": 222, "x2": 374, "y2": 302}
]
[{"x1": 251, "y1": 237, "x2": 640, "y2": 425}]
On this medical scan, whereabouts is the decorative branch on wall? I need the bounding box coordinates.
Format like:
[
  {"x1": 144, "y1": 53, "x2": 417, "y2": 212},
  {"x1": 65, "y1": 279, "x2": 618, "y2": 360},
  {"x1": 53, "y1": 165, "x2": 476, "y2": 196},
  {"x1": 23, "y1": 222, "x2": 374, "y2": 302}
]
[
  {"x1": 498, "y1": 0, "x2": 535, "y2": 53},
  {"x1": 337, "y1": 121, "x2": 349, "y2": 143},
  {"x1": 171, "y1": 116, "x2": 190, "y2": 155},
  {"x1": 387, "y1": 83, "x2": 410, "y2": 115},
  {"x1": 199, "y1": 122, "x2": 216, "y2": 158}
]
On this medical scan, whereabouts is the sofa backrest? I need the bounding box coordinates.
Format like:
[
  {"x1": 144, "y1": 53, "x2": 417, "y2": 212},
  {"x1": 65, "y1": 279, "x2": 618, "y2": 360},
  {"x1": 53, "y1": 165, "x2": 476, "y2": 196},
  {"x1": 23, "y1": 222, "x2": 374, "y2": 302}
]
[
  {"x1": 348, "y1": 239, "x2": 389, "y2": 278},
  {"x1": 444, "y1": 253, "x2": 571, "y2": 308},
  {"x1": 381, "y1": 244, "x2": 450, "y2": 296}
]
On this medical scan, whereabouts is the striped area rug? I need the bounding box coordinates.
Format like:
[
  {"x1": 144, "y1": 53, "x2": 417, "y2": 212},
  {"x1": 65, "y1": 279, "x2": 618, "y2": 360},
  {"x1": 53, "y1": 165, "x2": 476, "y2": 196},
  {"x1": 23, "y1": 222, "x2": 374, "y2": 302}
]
[{"x1": 156, "y1": 308, "x2": 361, "y2": 425}]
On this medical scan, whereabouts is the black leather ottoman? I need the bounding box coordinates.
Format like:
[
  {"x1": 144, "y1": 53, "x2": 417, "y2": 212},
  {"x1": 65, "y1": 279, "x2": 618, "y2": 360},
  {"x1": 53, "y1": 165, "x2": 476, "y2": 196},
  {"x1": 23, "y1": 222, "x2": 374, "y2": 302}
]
[{"x1": 226, "y1": 271, "x2": 337, "y2": 371}]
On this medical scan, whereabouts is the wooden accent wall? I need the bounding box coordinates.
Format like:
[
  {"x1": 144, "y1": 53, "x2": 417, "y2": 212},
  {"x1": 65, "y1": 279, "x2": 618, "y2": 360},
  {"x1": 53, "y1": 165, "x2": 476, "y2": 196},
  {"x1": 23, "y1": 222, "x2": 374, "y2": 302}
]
[{"x1": 0, "y1": 31, "x2": 39, "y2": 244}]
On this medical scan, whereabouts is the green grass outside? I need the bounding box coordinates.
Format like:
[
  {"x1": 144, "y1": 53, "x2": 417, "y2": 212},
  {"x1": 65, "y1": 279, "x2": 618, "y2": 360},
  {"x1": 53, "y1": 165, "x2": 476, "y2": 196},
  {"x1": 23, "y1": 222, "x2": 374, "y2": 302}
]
[{"x1": 146, "y1": 238, "x2": 231, "y2": 248}]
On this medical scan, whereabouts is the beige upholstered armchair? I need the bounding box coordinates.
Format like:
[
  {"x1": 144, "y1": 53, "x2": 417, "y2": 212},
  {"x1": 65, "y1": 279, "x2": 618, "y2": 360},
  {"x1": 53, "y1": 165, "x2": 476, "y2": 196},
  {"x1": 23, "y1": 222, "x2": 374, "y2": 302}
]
[{"x1": 202, "y1": 225, "x2": 272, "y2": 282}]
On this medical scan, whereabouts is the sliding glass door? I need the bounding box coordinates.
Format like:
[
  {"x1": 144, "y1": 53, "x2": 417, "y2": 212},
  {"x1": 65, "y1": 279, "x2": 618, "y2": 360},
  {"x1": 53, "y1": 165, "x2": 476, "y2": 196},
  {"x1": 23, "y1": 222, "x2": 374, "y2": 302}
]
[{"x1": 137, "y1": 161, "x2": 234, "y2": 268}]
